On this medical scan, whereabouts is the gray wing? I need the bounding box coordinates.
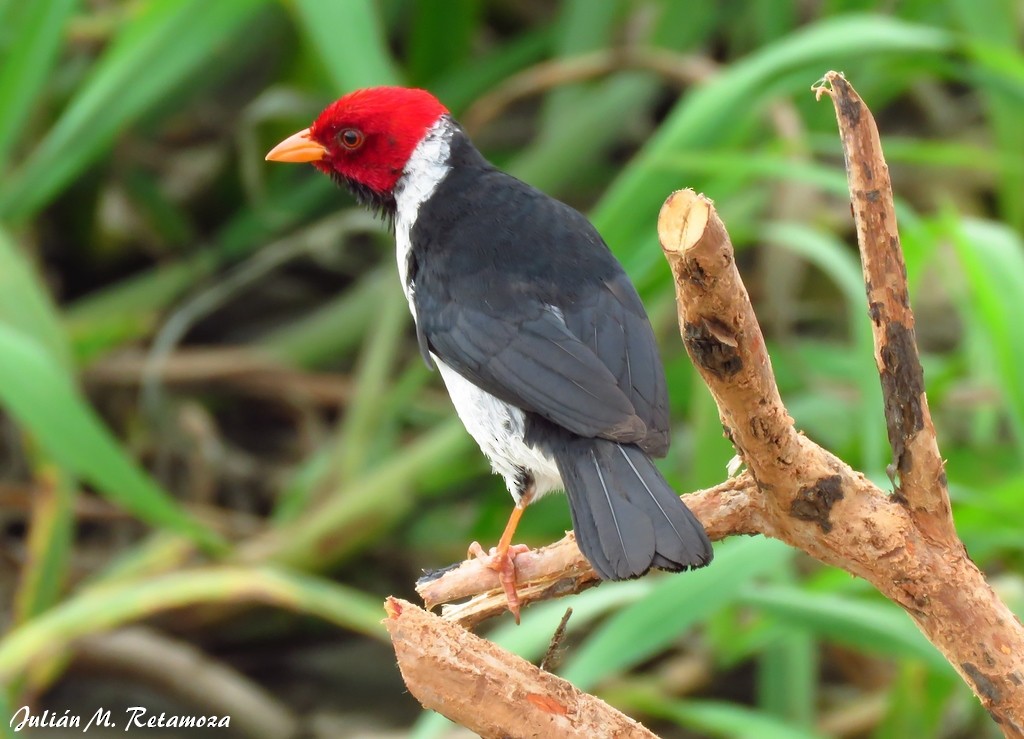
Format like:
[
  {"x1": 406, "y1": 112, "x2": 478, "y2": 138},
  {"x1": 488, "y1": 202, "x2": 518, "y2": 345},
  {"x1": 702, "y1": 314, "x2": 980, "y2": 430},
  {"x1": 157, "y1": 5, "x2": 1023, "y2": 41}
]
[{"x1": 416, "y1": 271, "x2": 668, "y2": 454}]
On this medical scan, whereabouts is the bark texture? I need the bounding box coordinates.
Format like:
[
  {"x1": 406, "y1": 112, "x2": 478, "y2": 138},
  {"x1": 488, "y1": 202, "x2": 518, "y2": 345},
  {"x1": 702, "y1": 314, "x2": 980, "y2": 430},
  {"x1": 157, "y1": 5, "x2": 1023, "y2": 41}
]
[{"x1": 384, "y1": 598, "x2": 658, "y2": 738}]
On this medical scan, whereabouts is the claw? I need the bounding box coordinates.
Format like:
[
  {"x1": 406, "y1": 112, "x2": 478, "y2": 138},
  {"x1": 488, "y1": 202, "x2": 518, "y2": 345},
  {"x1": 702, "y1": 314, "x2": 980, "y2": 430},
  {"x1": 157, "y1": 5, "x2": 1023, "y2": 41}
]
[{"x1": 469, "y1": 541, "x2": 531, "y2": 623}]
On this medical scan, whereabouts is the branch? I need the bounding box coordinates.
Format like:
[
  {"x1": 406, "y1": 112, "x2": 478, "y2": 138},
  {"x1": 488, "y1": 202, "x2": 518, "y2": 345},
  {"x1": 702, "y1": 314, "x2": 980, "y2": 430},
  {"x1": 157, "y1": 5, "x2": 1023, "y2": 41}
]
[
  {"x1": 814, "y1": 71, "x2": 955, "y2": 545},
  {"x1": 661, "y1": 186, "x2": 1024, "y2": 736},
  {"x1": 384, "y1": 598, "x2": 658, "y2": 738},
  {"x1": 415, "y1": 475, "x2": 759, "y2": 628}
]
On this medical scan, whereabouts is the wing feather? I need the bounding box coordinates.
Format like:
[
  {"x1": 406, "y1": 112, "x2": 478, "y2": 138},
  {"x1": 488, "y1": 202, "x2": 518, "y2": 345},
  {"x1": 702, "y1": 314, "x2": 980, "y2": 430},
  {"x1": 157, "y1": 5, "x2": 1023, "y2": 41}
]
[{"x1": 407, "y1": 154, "x2": 670, "y2": 452}]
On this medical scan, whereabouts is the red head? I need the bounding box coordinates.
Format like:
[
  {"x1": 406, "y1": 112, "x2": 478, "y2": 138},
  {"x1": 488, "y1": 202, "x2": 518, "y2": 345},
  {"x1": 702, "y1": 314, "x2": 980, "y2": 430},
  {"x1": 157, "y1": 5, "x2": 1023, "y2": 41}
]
[{"x1": 266, "y1": 87, "x2": 448, "y2": 199}]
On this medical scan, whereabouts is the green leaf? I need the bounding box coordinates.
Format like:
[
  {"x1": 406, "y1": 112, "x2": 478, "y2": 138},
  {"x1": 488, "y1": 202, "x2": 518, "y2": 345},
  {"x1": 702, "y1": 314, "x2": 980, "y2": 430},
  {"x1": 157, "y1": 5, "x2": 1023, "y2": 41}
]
[
  {"x1": 0, "y1": 325, "x2": 224, "y2": 551},
  {"x1": 0, "y1": 226, "x2": 72, "y2": 370},
  {"x1": 0, "y1": 0, "x2": 269, "y2": 222},
  {"x1": 248, "y1": 418, "x2": 472, "y2": 568},
  {"x1": 0, "y1": 566, "x2": 385, "y2": 684},
  {"x1": 407, "y1": 0, "x2": 479, "y2": 85},
  {"x1": 331, "y1": 285, "x2": 409, "y2": 481},
  {"x1": 763, "y1": 223, "x2": 885, "y2": 472},
  {"x1": 756, "y1": 565, "x2": 817, "y2": 727},
  {"x1": 640, "y1": 697, "x2": 827, "y2": 739},
  {"x1": 0, "y1": 0, "x2": 77, "y2": 171},
  {"x1": 739, "y1": 585, "x2": 952, "y2": 674},
  {"x1": 292, "y1": 0, "x2": 401, "y2": 93},
  {"x1": 538, "y1": 0, "x2": 622, "y2": 132},
  {"x1": 953, "y1": 0, "x2": 1024, "y2": 230},
  {"x1": 561, "y1": 537, "x2": 794, "y2": 689},
  {"x1": 591, "y1": 15, "x2": 954, "y2": 255},
  {"x1": 951, "y1": 216, "x2": 1024, "y2": 449},
  {"x1": 12, "y1": 466, "x2": 75, "y2": 624},
  {"x1": 875, "y1": 662, "x2": 959, "y2": 739}
]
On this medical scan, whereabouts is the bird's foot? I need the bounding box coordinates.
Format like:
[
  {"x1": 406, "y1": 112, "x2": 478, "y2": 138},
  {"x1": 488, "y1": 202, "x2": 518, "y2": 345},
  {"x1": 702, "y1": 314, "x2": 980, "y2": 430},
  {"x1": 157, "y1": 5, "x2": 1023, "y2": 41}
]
[{"x1": 468, "y1": 541, "x2": 532, "y2": 623}]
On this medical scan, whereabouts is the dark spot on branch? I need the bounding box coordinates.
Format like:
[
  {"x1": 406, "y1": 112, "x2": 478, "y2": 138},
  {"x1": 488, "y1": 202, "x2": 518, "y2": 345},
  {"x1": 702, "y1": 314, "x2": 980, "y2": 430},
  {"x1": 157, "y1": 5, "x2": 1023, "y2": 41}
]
[
  {"x1": 1010, "y1": 671, "x2": 1023, "y2": 686},
  {"x1": 684, "y1": 320, "x2": 743, "y2": 378},
  {"x1": 749, "y1": 416, "x2": 778, "y2": 445},
  {"x1": 962, "y1": 662, "x2": 1002, "y2": 703},
  {"x1": 683, "y1": 256, "x2": 707, "y2": 288},
  {"x1": 866, "y1": 189, "x2": 881, "y2": 202},
  {"x1": 832, "y1": 77, "x2": 862, "y2": 127},
  {"x1": 789, "y1": 475, "x2": 844, "y2": 533},
  {"x1": 868, "y1": 301, "x2": 882, "y2": 325},
  {"x1": 879, "y1": 322, "x2": 925, "y2": 489},
  {"x1": 417, "y1": 562, "x2": 462, "y2": 586}
]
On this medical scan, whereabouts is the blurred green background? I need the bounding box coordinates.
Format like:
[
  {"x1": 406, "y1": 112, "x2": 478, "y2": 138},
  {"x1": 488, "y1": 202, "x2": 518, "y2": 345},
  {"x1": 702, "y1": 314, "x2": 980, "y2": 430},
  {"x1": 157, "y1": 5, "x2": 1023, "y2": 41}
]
[{"x1": 1, "y1": 0, "x2": 1023, "y2": 737}]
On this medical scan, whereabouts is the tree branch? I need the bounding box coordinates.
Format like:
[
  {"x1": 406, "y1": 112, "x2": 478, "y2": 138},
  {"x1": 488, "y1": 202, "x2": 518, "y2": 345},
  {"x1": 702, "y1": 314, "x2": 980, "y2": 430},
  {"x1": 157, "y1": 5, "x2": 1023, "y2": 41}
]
[
  {"x1": 416, "y1": 475, "x2": 759, "y2": 628},
  {"x1": 814, "y1": 70, "x2": 955, "y2": 546},
  {"x1": 384, "y1": 598, "x2": 659, "y2": 738},
  {"x1": 663, "y1": 185, "x2": 1024, "y2": 736}
]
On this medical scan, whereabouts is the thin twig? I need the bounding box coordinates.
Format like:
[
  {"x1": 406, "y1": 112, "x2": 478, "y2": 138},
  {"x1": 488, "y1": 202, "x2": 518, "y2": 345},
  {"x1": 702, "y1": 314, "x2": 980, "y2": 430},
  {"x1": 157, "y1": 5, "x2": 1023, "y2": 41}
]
[
  {"x1": 462, "y1": 48, "x2": 719, "y2": 134},
  {"x1": 539, "y1": 607, "x2": 573, "y2": 673}
]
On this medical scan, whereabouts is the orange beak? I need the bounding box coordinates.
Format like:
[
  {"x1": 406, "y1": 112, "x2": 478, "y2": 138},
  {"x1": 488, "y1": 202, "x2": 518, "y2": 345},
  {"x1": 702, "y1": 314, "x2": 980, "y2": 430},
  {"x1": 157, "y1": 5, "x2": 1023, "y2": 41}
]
[{"x1": 265, "y1": 127, "x2": 328, "y2": 163}]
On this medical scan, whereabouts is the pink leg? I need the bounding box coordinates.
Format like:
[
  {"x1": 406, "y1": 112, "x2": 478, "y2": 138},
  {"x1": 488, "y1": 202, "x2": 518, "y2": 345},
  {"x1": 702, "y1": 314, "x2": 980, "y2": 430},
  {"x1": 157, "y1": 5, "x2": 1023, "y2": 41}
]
[{"x1": 468, "y1": 500, "x2": 531, "y2": 622}]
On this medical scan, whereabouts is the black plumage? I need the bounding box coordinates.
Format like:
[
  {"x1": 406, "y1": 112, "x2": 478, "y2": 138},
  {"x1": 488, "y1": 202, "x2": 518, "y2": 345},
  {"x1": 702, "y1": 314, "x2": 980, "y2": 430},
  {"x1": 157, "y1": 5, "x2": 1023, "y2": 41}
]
[{"x1": 409, "y1": 129, "x2": 712, "y2": 579}]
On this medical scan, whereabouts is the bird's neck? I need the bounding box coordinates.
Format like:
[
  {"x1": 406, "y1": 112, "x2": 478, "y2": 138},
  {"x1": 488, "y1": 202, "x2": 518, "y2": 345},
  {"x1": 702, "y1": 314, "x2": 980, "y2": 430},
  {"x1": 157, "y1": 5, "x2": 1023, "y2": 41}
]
[
  {"x1": 393, "y1": 115, "x2": 457, "y2": 229},
  {"x1": 392, "y1": 118, "x2": 492, "y2": 302}
]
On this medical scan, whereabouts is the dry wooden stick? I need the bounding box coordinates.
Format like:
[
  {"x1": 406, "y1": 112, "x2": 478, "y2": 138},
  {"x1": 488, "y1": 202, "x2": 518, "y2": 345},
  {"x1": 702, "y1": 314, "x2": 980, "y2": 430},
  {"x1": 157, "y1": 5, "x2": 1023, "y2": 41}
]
[
  {"x1": 384, "y1": 598, "x2": 658, "y2": 738},
  {"x1": 814, "y1": 70, "x2": 955, "y2": 546},
  {"x1": 666, "y1": 184, "x2": 1024, "y2": 726},
  {"x1": 395, "y1": 73, "x2": 1024, "y2": 735}
]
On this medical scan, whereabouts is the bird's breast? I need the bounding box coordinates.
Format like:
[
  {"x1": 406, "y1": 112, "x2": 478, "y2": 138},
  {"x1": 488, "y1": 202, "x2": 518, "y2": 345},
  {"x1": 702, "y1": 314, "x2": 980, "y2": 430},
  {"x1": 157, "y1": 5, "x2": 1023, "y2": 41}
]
[{"x1": 433, "y1": 356, "x2": 562, "y2": 501}]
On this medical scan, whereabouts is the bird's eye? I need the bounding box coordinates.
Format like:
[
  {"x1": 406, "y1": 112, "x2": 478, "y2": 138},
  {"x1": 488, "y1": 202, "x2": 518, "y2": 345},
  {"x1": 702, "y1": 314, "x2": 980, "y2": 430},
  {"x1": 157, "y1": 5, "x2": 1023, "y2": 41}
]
[{"x1": 338, "y1": 128, "x2": 364, "y2": 150}]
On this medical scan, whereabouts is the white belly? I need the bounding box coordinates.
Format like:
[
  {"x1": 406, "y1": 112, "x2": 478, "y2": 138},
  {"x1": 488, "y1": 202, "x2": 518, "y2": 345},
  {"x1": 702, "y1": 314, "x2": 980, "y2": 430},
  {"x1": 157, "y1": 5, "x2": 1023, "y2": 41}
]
[{"x1": 434, "y1": 356, "x2": 563, "y2": 502}]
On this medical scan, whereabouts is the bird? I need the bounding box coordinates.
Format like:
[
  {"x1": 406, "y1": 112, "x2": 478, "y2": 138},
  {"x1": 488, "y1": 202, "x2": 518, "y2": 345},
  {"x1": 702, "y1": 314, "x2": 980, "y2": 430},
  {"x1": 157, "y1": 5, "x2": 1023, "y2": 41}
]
[{"x1": 266, "y1": 86, "x2": 713, "y2": 620}]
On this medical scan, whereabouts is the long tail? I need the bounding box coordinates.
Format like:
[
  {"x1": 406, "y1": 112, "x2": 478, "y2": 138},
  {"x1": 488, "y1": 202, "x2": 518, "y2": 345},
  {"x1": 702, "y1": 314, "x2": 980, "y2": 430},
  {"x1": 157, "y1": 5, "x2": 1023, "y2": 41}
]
[{"x1": 552, "y1": 437, "x2": 713, "y2": 580}]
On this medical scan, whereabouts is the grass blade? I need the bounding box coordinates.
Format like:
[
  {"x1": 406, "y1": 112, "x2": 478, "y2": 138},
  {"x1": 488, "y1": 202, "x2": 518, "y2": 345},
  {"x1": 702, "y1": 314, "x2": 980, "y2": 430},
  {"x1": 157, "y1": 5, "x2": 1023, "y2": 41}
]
[
  {"x1": 12, "y1": 465, "x2": 74, "y2": 624},
  {"x1": 330, "y1": 285, "x2": 409, "y2": 481},
  {"x1": 0, "y1": 0, "x2": 269, "y2": 222},
  {"x1": 0, "y1": 567, "x2": 385, "y2": 685},
  {"x1": 407, "y1": 0, "x2": 479, "y2": 85},
  {"x1": 0, "y1": 226, "x2": 72, "y2": 369},
  {"x1": 0, "y1": 325, "x2": 224, "y2": 551},
  {"x1": 950, "y1": 216, "x2": 1024, "y2": 449},
  {"x1": 739, "y1": 585, "x2": 952, "y2": 674},
  {"x1": 243, "y1": 419, "x2": 473, "y2": 569},
  {"x1": 0, "y1": 0, "x2": 77, "y2": 171},
  {"x1": 621, "y1": 691, "x2": 828, "y2": 739},
  {"x1": 592, "y1": 15, "x2": 953, "y2": 254},
  {"x1": 292, "y1": 0, "x2": 400, "y2": 93},
  {"x1": 763, "y1": 222, "x2": 885, "y2": 472},
  {"x1": 561, "y1": 537, "x2": 793, "y2": 690}
]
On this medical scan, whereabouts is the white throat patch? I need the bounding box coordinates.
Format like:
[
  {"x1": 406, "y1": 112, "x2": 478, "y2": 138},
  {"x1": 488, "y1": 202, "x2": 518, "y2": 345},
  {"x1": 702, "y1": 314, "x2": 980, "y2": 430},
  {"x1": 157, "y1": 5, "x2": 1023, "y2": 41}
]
[{"x1": 393, "y1": 116, "x2": 454, "y2": 310}]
